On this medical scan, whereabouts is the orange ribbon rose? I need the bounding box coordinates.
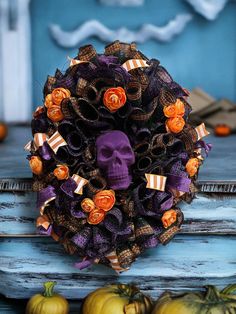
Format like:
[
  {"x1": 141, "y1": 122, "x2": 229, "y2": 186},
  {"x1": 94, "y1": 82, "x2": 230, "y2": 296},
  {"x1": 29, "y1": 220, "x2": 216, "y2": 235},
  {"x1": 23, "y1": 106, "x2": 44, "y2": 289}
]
[
  {"x1": 51, "y1": 87, "x2": 71, "y2": 106},
  {"x1": 81, "y1": 198, "x2": 96, "y2": 213},
  {"x1": 93, "y1": 190, "x2": 116, "y2": 212},
  {"x1": 47, "y1": 105, "x2": 64, "y2": 122},
  {"x1": 53, "y1": 165, "x2": 69, "y2": 180},
  {"x1": 163, "y1": 99, "x2": 185, "y2": 118},
  {"x1": 166, "y1": 116, "x2": 185, "y2": 134},
  {"x1": 88, "y1": 208, "x2": 106, "y2": 225},
  {"x1": 29, "y1": 156, "x2": 43, "y2": 175},
  {"x1": 44, "y1": 94, "x2": 54, "y2": 108},
  {"x1": 103, "y1": 87, "x2": 126, "y2": 112},
  {"x1": 186, "y1": 158, "x2": 199, "y2": 177},
  {"x1": 162, "y1": 209, "x2": 177, "y2": 229}
]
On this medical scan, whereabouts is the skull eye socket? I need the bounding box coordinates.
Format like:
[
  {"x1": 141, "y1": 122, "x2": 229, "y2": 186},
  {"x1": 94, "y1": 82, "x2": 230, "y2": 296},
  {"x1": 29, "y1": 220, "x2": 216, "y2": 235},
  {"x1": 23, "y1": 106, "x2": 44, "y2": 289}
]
[
  {"x1": 100, "y1": 147, "x2": 113, "y2": 158},
  {"x1": 120, "y1": 146, "x2": 132, "y2": 155}
]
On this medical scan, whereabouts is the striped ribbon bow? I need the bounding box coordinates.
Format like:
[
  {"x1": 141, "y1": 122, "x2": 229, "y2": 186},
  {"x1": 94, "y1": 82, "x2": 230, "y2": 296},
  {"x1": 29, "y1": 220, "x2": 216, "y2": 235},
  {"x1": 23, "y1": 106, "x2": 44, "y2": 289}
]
[
  {"x1": 68, "y1": 57, "x2": 88, "y2": 67},
  {"x1": 68, "y1": 57, "x2": 150, "y2": 72},
  {"x1": 106, "y1": 251, "x2": 129, "y2": 273},
  {"x1": 25, "y1": 131, "x2": 67, "y2": 154},
  {"x1": 47, "y1": 131, "x2": 67, "y2": 154},
  {"x1": 122, "y1": 59, "x2": 149, "y2": 72},
  {"x1": 145, "y1": 173, "x2": 167, "y2": 192},
  {"x1": 34, "y1": 133, "x2": 48, "y2": 149},
  {"x1": 195, "y1": 123, "x2": 210, "y2": 140},
  {"x1": 72, "y1": 174, "x2": 88, "y2": 195}
]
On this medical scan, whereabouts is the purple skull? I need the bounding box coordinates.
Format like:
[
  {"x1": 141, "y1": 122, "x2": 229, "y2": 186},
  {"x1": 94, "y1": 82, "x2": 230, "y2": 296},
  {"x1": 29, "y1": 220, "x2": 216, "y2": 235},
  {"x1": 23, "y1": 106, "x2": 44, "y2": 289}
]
[{"x1": 96, "y1": 130, "x2": 135, "y2": 190}]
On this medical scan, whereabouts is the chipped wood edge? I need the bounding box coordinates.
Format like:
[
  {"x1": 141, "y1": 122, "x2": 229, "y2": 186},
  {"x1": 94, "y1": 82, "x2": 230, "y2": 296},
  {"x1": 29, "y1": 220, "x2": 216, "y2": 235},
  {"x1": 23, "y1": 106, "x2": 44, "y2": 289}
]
[
  {"x1": 197, "y1": 180, "x2": 236, "y2": 193},
  {"x1": 1, "y1": 226, "x2": 236, "y2": 238},
  {"x1": 0, "y1": 178, "x2": 32, "y2": 192},
  {"x1": 1, "y1": 178, "x2": 236, "y2": 193}
]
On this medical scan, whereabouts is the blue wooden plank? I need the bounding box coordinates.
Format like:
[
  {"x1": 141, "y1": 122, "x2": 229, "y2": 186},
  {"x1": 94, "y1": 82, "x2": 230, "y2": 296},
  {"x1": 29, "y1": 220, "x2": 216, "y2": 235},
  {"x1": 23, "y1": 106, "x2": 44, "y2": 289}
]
[
  {"x1": 0, "y1": 126, "x2": 31, "y2": 179},
  {"x1": 0, "y1": 192, "x2": 37, "y2": 235},
  {"x1": 1, "y1": 192, "x2": 236, "y2": 235},
  {"x1": 198, "y1": 134, "x2": 236, "y2": 181},
  {"x1": 0, "y1": 235, "x2": 236, "y2": 299}
]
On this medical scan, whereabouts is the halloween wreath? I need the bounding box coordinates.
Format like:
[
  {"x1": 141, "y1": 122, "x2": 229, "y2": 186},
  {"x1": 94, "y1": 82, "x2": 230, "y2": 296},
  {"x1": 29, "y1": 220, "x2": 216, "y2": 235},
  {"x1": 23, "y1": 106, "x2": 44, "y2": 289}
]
[{"x1": 25, "y1": 41, "x2": 211, "y2": 273}]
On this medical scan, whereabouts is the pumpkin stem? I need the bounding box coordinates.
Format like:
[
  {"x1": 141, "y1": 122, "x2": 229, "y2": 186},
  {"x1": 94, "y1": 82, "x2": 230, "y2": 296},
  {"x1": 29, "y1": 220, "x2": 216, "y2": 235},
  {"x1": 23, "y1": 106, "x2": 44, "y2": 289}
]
[
  {"x1": 221, "y1": 284, "x2": 236, "y2": 295},
  {"x1": 43, "y1": 281, "x2": 57, "y2": 297},
  {"x1": 205, "y1": 285, "x2": 221, "y2": 302}
]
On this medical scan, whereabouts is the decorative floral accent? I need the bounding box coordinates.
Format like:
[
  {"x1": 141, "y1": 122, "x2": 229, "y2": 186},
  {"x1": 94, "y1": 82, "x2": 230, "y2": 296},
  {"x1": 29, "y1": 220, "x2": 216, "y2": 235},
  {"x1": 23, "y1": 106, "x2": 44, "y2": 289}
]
[
  {"x1": 166, "y1": 116, "x2": 185, "y2": 133},
  {"x1": 103, "y1": 87, "x2": 126, "y2": 112},
  {"x1": 163, "y1": 99, "x2": 185, "y2": 118},
  {"x1": 44, "y1": 94, "x2": 54, "y2": 108},
  {"x1": 81, "y1": 191, "x2": 115, "y2": 224},
  {"x1": 29, "y1": 156, "x2": 43, "y2": 175},
  {"x1": 88, "y1": 208, "x2": 106, "y2": 225},
  {"x1": 47, "y1": 105, "x2": 64, "y2": 122},
  {"x1": 93, "y1": 189, "x2": 116, "y2": 212},
  {"x1": 81, "y1": 198, "x2": 96, "y2": 213},
  {"x1": 53, "y1": 165, "x2": 69, "y2": 180},
  {"x1": 162, "y1": 209, "x2": 177, "y2": 228},
  {"x1": 51, "y1": 88, "x2": 71, "y2": 105},
  {"x1": 186, "y1": 158, "x2": 199, "y2": 177}
]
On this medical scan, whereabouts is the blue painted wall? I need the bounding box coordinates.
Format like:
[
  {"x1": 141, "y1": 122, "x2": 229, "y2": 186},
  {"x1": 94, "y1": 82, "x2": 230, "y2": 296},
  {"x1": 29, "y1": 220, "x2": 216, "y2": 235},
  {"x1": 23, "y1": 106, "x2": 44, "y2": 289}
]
[{"x1": 30, "y1": 0, "x2": 236, "y2": 108}]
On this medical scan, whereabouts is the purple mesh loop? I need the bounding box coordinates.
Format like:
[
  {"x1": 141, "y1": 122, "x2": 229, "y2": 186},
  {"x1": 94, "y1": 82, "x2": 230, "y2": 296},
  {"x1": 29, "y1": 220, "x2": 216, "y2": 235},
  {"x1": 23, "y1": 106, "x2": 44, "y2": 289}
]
[
  {"x1": 152, "y1": 191, "x2": 173, "y2": 213},
  {"x1": 92, "y1": 226, "x2": 110, "y2": 246},
  {"x1": 136, "y1": 128, "x2": 151, "y2": 142},
  {"x1": 60, "y1": 177, "x2": 77, "y2": 198},
  {"x1": 166, "y1": 138, "x2": 184, "y2": 156},
  {"x1": 55, "y1": 146, "x2": 70, "y2": 163},
  {"x1": 37, "y1": 185, "x2": 56, "y2": 211},
  {"x1": 117, "y1": 102, "x2": 133, "y2": 119},
  {"x1": 31, "y1": 115, "x2": 49, "y2": 134},
  {"x1": 167, "y1": 174, "x2": 191, "y2": 192},
  {"x1": 66, "y1": 131, "x2": 83, "y2": 151},
  {"x1": 75, "y1": 258, "x2": 95, "y2": 270},
  {"x1": 72, "y1": 226, "x2": 92, "y2": 249},
  {"x1": 56, "y1": 74, "x2": 76, "y2": 91},
  {"x1": 140, "y1": 235, "x2": 159, "y2": 249},
  {"x1": 70, "y1": 208, "x2": 86, "y2": 219},
  {"x1": 196, "y1": 140, "x2": 212, "y2": 157},
  {"x1": 38, "y1": 142, "x2": 52, "y2": 160},
  {"x1": 58, "y1": 119, "x2": 76, "y2": 138},
  {"x1": 37, "y1": 224, "x2": 52, "y2": 236}
]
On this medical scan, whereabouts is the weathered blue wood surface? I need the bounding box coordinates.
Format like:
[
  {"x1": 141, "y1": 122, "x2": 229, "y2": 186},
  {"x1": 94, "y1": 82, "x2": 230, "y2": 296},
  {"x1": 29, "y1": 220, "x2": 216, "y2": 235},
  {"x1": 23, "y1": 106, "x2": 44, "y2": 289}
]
[
  {"x1": 0, "y1": 235, "x2": 236, "y2": 299},
  {"x1": 0, "y1": 126, "x2": 236, "y2": 303},
  {"x1": 1, "y1": 192, "x2": 236, "y2": 235},
  {"x1": 0, "y1": 126, "x2": 236, "y2": 181}
]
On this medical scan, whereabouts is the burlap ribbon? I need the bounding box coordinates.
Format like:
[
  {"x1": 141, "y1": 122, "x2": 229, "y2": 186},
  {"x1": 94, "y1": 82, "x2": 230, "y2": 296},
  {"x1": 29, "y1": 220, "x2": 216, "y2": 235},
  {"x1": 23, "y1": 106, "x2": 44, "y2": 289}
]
[{"x1": 158, "y1": 208, "x2": 184, "y2": 245}]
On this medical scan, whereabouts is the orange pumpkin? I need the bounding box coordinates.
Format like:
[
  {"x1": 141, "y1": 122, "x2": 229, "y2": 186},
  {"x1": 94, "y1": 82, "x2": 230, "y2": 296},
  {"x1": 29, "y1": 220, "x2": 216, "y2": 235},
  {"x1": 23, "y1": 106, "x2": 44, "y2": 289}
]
[
  {"x1": 214, "y1": 124, "x2": 231, "y2": 137},
  {"x1": 0, "y1": 121, "x2": 8, "y2": 142}
]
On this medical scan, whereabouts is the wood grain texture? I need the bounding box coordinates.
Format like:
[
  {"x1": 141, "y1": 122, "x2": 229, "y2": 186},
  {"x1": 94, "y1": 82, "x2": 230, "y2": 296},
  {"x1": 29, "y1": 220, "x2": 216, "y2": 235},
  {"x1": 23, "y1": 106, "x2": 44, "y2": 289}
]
[
  {"x1": 0, "y1": 235, "x2": 236, "y2": 299},
  {"x1": 0, "y1": 126, "x2": 236, "y2": 181},
  {"x1": 1, "y1": 192, "x2": 236, "y2": 235},
  {"x1": 0, "y1": 126, "x2": 31, "y2": 179}
]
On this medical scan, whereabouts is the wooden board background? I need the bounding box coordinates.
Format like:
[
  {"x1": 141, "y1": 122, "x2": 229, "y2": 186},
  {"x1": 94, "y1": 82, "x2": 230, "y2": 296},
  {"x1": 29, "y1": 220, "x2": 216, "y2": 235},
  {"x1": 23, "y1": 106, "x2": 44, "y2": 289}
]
[
  {"x1": 0, "y1": 126, "x2": 236, "y2": 181},
  {"x1": 0, "y1": 126, "x2": 236, "y2": 310}
]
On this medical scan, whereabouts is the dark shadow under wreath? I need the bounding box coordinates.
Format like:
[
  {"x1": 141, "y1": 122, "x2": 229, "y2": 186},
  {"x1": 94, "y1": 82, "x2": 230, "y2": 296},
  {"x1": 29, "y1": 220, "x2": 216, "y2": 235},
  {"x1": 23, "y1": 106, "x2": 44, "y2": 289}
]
[{"x1": 25, "y1": 41, "x2": 211, "y2": 273}]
